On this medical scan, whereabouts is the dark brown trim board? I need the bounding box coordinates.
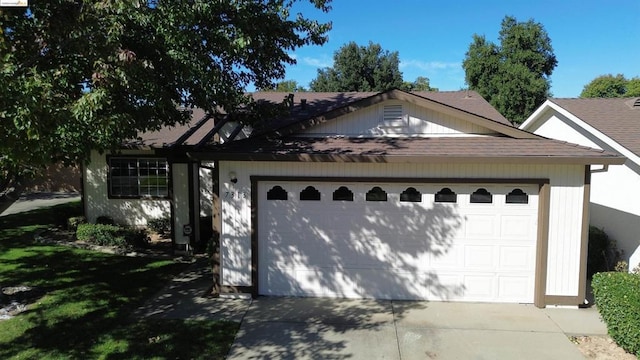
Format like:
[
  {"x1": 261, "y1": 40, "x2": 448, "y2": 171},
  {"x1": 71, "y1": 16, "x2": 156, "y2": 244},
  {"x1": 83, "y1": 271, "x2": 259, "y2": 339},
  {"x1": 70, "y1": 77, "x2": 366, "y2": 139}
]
[
  {"x1": 578, "y1": 166, "x2": 592, "y2": 303},
  {"x1": 211, "y1": 162, "x2": 222, "y2": 295},
  {"x1": 243, "y1": 175, "x2": 550, "y2": 301},
  {"x1": 534, "y1": 181, "x2": 551, "y2": 308}
]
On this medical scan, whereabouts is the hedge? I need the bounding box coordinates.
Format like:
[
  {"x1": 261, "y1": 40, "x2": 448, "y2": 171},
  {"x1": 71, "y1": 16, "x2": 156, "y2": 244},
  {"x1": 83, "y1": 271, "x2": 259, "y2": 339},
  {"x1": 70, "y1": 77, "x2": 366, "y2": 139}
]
[
  {"x1": 76, "y1": 224, "x2": 147, "y2": 248},
  {"x1": 592, "y1": 271, "x2": 640, "y2": 356}
]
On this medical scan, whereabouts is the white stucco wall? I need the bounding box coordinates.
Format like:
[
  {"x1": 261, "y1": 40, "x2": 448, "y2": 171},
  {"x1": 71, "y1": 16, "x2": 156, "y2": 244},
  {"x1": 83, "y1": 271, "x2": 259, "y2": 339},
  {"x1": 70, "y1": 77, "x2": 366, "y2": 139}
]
[
  {"x1": 84, "y1": 152, "x2": 215, "y2": 248},
  {"x1": 218, "y1": 160, "x2": 586, "y2": 299},
  {"x1": 525, "y1": 110, "x2": 640, "y2": 271},
  {"x1": 84, "y1": 150, "x2": 170, "y2": 226}
]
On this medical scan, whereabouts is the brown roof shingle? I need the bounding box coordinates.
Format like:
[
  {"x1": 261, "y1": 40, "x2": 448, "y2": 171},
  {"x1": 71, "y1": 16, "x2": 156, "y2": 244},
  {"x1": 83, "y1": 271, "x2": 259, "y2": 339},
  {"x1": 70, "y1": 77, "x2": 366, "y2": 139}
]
[
  {"x1": 198, "y1": 136, "x2": 623, "y2": 165},
  {"x1": 550, "y1": 97, "x2": 640, "y2": 156}
]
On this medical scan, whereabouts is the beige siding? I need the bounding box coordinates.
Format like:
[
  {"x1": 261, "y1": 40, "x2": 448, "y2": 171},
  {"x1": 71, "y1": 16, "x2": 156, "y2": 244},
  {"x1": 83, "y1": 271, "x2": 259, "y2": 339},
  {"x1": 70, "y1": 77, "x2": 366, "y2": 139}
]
[
  {"x1": 219, "y1": 160, "x2": 586, "y2": 298},
  {"x1": 172, "y1": 163, "x2": 190, "y2": 245},
  {"x1": 303, "y1": 100, "x2": 496, "y2": 137},
  {"x1": 83, "y1": 150, "x2": 170, "y2": 225}
]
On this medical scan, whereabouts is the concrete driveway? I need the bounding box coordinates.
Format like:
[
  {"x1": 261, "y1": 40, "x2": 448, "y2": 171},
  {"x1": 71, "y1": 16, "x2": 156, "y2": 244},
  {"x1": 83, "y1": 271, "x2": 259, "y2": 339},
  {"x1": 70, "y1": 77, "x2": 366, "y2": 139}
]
[{"x1": 226, "y1": 298, "x2": 606, "y2": 360}]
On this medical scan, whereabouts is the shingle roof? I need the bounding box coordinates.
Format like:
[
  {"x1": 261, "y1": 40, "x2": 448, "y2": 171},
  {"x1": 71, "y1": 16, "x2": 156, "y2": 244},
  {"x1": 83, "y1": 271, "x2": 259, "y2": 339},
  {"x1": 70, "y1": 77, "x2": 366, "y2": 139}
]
[
  {"x1": 128, "y1": 89, "x2": 513, "y2": 148},
  {"x1": 247, "y1": 90, "x2": 512, "y2": 133},
  {"x1": 196, "y1": 136, "x2": 624, "y2": 165},
  {"x1": 550, "y1": 97, "x2": 640, "y2": 156}
]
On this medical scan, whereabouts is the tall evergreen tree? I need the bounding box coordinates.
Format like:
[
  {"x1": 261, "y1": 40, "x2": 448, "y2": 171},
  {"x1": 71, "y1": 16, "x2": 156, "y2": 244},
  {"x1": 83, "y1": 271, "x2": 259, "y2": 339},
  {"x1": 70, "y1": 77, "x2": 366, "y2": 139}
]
[
  {"x1": 310, "y1": 41, "x2": 404, "y2": 92},
  {"x1": 463, "y1": 16, "x2": 557, "y2": 124}
]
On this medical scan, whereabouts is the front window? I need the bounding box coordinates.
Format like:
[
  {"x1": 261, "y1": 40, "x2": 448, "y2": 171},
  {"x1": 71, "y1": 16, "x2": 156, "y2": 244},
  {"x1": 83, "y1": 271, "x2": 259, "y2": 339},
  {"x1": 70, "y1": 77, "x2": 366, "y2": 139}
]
[{"x1": 109, "y1": 157, "x2": 169, "y2": 198}]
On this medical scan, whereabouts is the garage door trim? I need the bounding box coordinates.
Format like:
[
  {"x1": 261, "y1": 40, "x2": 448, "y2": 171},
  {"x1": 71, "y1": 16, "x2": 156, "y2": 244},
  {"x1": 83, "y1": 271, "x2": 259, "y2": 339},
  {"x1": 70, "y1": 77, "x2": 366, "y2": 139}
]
[{"x1": 248, "y1": 176, "x2": 551, "y2": 307}]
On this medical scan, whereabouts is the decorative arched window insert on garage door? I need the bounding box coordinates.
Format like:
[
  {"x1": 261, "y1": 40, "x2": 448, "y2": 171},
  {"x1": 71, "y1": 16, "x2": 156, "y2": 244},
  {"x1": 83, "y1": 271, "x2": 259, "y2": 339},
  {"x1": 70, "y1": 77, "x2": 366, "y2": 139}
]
[
  {"x1": 267, "y1": 186, "x2": 288, "y2": 200},
  {"x1": 400, "y1": 187, "x2": 422, "y2": 202},
  {"x1": 366, "y1": 186, "x2": 388, "y2": 201},
  {"x1": 300, "y1": 186, "x2": 321, "y2": 201},
  {"x1": 470, "y1": 188, "x2": 493, "y2": 203},
  {"x1": 333, "y1": 186, "x2": 354, "y2": 201},
  {"x1": 506, "y1": 188, "x2": 529, "y2": 204},
  {"x1": 435, "y1": 187, "x2": 457, "y2": 203}
]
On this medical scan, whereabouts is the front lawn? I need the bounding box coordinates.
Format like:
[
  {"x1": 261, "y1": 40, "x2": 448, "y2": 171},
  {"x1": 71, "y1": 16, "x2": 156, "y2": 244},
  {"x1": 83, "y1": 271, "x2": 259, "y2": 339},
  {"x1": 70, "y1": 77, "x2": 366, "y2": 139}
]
[{"x1": 0, "y1": 202, "x2": 237, "y2": 359}]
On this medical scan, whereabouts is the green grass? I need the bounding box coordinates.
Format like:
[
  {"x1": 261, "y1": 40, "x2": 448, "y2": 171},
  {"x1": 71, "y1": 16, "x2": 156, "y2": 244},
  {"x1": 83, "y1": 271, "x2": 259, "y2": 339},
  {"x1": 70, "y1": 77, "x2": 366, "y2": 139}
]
[{"x1": 0, "y1": 202, "x2": 238, "y2": 359}]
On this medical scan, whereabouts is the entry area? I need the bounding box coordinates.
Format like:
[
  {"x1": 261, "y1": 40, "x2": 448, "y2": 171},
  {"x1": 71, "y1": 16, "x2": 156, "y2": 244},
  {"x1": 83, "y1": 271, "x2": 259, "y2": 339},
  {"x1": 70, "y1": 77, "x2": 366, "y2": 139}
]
[{"x1": 257, "y1": 181, "x2": 539, "y2": 303}]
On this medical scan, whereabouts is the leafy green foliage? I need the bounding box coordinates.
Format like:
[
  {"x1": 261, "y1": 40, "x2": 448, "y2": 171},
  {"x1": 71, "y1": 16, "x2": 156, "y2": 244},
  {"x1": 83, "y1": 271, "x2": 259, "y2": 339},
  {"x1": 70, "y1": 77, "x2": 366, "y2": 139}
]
[
  {"x1": 588, "y1": 226, "x2": 622, "y2": 278},
  {"x1": 76, "y1": 223, "x2": 127, "y2": 247},
  {"x1": 0, "y1": 0, "x2": 331, "y2": 190},
  {"x1": 147, "y1": 217, "x2": 171, "y2": 235},
  {"x1": 592, "y1": 272, "x2": 640, "y2": 356},
  {"x1": 463, "y1": 16, "x2": 557, "y2": 124},
  {"x1": 580, "y1": 74, "x2": 640, "y2": 98},
  {"x1": 310, "y1": 41, "x2": 404, "y2": 92},
  {"x1": 0, "y1": 202, "x2": 236, "y2": 359},
  {"x1": 76, "y1": 223, "x2": 147, "y2": 247},
  {"x1": 66, "y1": 216, "x2": 86, "y2": 231},
  {"x1": 402, "y1": 76, "x2": 437, "y2": 92},
  {"x1": 259, "y1": 79, "x2": 307, "y2": 92}
]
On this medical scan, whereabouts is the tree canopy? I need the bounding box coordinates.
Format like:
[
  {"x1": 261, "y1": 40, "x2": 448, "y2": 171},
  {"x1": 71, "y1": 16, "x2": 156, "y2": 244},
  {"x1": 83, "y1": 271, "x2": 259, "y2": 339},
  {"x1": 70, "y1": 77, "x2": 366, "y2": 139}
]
[
  {"x1": 580, "y1": 74, "x2": 640, "y2": 98},
  {"x1": 309, "y1": 41, "x2": 404, "y2": 92},
  {"x1": 259, "y1": 80, "x2": 307, "y2": 92},
  {"x1": 0, "y1": 0, "x2": 331, "y2": 190},
  {"x1": 462, "y1": 16, "x2": 557, "y2": 124}
]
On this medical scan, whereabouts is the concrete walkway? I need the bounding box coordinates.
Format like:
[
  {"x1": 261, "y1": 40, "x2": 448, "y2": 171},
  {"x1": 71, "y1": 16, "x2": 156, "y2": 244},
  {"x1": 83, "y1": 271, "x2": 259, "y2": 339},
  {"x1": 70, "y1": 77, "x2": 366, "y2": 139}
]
[
  {"x1": 0, "y1": 192, "x2": 80, "y2": 216},
  {"x1": 137, "y1": 260, "x2": 608, "y2": 360}
]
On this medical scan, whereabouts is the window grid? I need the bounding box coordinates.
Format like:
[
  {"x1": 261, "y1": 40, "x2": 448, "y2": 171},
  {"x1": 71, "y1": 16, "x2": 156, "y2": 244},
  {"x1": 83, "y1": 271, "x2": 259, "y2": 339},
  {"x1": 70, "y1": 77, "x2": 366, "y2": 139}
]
[{"x1": 109, "y1": 158, "x2": 169, "y2": 198}]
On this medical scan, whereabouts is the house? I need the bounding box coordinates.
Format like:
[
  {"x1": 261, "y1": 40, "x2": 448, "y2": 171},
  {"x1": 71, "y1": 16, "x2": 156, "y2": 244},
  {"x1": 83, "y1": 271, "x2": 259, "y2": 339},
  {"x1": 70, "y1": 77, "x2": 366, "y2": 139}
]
[
  {"x1": 520, "y1": 97, "x2": 640, "y2": 273},
  {"x1": 83, "y1": 89, "x2": 624, "y2": 308}
]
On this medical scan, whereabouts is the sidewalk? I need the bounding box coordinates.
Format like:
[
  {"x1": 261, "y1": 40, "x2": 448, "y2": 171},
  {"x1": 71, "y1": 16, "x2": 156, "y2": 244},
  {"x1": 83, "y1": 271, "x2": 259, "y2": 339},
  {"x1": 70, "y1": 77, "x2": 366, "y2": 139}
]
[
  {"x1": 0, "y1": 192, "x2": 80, "y2": 217},
  {"x1": 133, "y1": 257, "x2": 250, "y2": 322}
]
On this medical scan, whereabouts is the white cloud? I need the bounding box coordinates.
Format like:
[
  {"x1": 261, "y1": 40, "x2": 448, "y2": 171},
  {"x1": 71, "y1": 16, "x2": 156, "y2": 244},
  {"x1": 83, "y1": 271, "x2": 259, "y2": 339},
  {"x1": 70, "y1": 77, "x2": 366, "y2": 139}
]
[
  {"x1": 302, "y1": 56, "x2": 333, "y2": 68},
  {"x1": 400, "y1": 59, "x2": 461, "y2": 72}
]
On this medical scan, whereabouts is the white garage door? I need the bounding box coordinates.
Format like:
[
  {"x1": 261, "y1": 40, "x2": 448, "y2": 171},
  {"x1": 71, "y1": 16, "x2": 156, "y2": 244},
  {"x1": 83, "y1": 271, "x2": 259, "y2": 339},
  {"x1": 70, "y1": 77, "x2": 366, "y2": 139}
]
[{"x1": 258, "y1": 181, "x2": 538, "y2": 303}]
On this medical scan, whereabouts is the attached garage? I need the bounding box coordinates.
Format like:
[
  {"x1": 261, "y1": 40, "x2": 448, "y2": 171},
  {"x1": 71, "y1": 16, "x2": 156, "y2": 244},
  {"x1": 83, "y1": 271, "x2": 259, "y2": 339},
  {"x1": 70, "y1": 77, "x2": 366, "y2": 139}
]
[
  {"x1": 257, "y1": 180, "x2": 538, "y2": 303},
  {"x1": 191, "y1": 89, "x2": 624, "y2": 307}
]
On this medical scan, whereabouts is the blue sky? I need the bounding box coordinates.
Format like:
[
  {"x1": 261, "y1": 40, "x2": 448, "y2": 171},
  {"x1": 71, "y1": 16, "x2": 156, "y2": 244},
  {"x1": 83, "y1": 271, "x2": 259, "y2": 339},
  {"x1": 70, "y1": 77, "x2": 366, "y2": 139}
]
[{"x1": 282, "y1": 0, "x2": 640, "y2": 98}]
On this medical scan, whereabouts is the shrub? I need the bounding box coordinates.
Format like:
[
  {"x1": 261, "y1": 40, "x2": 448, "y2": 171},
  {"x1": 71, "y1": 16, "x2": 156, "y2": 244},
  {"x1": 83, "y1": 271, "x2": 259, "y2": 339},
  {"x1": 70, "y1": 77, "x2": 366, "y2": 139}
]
[
  {"x1": 77, "y1": 224, "x2": 127, "y2": 247},
  {"x1": 147, "y1": 217, "x2": 171, "y2": 235},
  {"x1": 96, "y1": 215, "x2": 115, "y2": 225},
  {"x1": 588, "y1": 226, "x2": 621, "y2": 277},
  {"x1": 67, "y1": 216, "x2": 87, "y2": 231},
  {"x1": 592, "y1": 272, "x2": 640, "y2": 356}
]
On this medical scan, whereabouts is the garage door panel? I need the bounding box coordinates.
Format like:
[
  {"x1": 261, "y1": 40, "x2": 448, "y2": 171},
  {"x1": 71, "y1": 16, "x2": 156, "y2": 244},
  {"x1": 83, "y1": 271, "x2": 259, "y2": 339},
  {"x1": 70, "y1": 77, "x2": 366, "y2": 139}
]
[
  {"x1": 498, "y1": 246, "x2": 535, "y2": 271},
  {"x1": 498, "y1": 276, "x2": 534, "y2": 301},
  {"x1": 464, "y1": 214, "x2": 498, "y2": 239},
  {"x1": 464, "y1": 245, "x2": 496, "y2": 269},
  {"x1": 500, "y1": 215, "x2": 536, "y2": 239},
  {"x1": 259, "y1": 181, "x2": 537, "y2": 303},
  {"x1": 462, "y1": 275, "x2": 496, "y2": 299}
]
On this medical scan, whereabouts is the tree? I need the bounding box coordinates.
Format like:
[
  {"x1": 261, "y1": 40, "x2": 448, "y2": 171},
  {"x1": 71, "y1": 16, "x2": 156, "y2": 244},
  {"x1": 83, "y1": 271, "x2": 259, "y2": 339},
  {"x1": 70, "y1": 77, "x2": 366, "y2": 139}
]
[
  {"x1": 310, "y1": 41, "x2": 403, "y2": 92},
  {"x1": 463, "y1": 16, "x2": 557, "y2": 124},
  {"x1": 259, "y1": 80, "x2": 307, "y2": 92},
  {"x1": 580, "y1": 74, "x2": 640, "y2": 98},
  {"x1": 0, "y1": 0, "x2": 331, "y2": 193},
  {"x1": 402, "y1": 76, "x2": 438, "y2": 92}
]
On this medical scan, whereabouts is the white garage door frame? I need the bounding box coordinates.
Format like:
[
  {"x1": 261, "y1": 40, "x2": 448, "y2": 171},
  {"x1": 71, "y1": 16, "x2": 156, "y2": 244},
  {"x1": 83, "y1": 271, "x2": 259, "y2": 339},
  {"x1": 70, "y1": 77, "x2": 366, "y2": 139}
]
[{"x1": 248, "y1": 176, "x2": 554, "y2": 307}]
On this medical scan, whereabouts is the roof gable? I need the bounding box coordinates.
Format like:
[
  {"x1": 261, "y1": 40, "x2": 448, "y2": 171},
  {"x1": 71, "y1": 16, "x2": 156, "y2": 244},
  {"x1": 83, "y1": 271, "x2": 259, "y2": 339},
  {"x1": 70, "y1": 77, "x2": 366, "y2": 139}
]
[
  {"x1": 252, "y1": 89, "x2": 537, "y2": 139},
  {"x1": 521, "y1": 97, "x2": 640, "y2": 160}
]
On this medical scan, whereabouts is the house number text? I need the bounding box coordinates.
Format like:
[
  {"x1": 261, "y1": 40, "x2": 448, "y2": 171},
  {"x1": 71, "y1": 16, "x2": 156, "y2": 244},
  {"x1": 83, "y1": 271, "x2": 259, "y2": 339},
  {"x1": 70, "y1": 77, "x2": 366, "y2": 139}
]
[{"x1": 225, "y1": 191, "x2": 248, "y2": 199}]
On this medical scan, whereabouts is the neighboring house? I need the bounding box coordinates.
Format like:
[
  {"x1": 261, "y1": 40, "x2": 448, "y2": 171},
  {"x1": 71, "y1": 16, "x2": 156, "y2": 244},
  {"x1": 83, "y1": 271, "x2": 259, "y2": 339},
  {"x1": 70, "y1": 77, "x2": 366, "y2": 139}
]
[
  {"x1": 520, "y1": 97, "x2": 640, "y2": 273},
  {"x1": 83, "y1": 89, "x2": 624, "y2": 308}
]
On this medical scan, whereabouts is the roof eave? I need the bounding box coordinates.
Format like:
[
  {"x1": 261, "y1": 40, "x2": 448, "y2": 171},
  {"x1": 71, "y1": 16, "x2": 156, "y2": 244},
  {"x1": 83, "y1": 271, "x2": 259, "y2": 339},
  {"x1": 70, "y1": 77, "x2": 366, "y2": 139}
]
[{"x1": 187, "y1": 151, "x2": 625, "y2": 166}]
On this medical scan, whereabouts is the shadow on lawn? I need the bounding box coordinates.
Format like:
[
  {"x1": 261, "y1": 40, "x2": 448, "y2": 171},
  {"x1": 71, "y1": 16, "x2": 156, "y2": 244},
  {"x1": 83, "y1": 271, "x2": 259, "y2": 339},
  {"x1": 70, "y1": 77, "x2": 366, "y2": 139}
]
[{"x1": 0, "y1": 201, "x2": 234, "y2": 359}]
